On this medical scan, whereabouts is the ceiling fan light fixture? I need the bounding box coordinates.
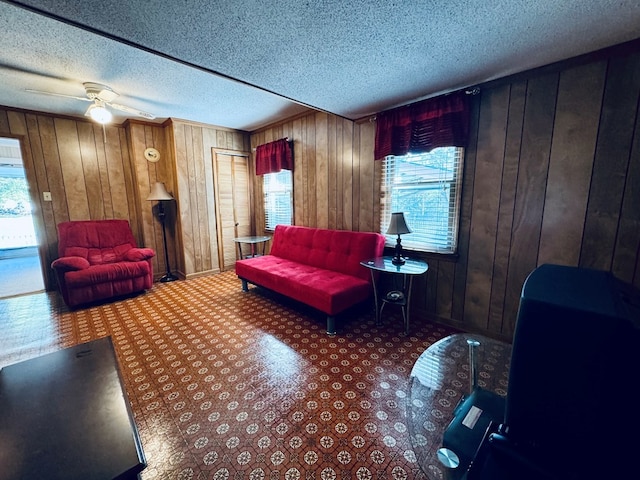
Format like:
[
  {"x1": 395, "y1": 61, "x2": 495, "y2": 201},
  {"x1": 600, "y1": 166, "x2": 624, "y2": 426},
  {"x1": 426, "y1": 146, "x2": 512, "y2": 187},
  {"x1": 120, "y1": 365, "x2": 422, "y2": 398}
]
[
  {"x1": 86, "y1": 103, "x2": 112, "y2": 124},
  {"x1": 83, "y1": 82, "x2": 119, "y2": 103}
]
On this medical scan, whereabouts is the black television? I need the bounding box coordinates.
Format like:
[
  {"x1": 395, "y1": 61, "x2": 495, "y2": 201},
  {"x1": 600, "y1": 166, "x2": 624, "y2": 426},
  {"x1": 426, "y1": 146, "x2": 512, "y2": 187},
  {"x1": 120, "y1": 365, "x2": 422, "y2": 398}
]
[{"x1": 447, "y1": 264, "x2": 640, "y2": 479}]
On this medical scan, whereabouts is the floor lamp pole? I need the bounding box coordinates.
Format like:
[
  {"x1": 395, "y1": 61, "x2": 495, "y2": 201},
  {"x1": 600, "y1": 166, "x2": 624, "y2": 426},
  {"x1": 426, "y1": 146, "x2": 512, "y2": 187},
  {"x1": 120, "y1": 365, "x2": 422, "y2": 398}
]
[{"x1": 157, "y1": 201, "x2": 178, "y2": 282}]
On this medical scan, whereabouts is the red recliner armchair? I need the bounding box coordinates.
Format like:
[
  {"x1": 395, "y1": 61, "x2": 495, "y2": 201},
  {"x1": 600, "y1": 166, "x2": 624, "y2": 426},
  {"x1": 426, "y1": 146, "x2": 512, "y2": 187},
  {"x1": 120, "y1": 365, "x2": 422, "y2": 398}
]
[{"x1": 51, "y1": 219, "x2": 155, "y2": 307}]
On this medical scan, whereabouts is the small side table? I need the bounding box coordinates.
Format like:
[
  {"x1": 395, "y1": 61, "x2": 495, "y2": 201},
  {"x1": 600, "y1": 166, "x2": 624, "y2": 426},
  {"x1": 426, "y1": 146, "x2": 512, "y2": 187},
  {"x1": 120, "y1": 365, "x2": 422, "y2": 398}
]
[
  {"x1": 233, "y1": 235, "x2": 271, "y2": 259},
  {"x1": 360, "y1": 256, "x2": 428, "y2": 335}
]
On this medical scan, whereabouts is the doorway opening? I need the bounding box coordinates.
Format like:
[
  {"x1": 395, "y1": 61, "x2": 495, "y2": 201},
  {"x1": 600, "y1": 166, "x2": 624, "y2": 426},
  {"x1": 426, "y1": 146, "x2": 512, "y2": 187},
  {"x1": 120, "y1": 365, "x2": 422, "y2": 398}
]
[{"x1": 0, "y1": 137, "x2": 44, "y2": 298}]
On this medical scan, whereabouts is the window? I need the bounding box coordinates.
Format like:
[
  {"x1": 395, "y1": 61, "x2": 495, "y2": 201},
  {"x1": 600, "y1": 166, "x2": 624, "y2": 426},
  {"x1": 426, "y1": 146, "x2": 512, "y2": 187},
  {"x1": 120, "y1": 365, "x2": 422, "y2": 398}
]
[
  {"x1": 380, "y1": 147, "x2": 464, "y2": 254},
  {"x1": 264, "y1": 169, "x2": 293, "y2": 231}
]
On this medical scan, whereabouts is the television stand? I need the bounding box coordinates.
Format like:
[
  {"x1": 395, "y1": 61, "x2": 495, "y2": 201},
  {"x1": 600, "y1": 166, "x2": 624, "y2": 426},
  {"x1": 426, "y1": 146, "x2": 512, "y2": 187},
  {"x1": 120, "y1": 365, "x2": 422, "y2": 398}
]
[{"x1": 0, "y1": 337, "x2": 146, "y2": 480}]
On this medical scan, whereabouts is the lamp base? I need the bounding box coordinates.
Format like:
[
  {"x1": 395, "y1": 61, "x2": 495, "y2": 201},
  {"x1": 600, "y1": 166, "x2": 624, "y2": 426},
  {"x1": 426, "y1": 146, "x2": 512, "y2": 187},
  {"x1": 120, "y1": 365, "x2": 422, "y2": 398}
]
[
  {"x1": 391, "y1": 255, "x2": 405, "y2": 266},
  {"x1": 392, "y1": 235, "x2": 406, "y2": 266},
  {"x1": 160, "y1": 272, "x2": 179, "y2": 282}
]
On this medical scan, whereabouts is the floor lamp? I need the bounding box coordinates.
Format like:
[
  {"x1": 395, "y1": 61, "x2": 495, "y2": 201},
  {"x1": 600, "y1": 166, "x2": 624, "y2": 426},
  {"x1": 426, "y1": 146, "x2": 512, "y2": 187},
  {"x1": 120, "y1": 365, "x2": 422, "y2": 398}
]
[{"x1": 147, "y1": 182, "x2": 179, "y2": 282}]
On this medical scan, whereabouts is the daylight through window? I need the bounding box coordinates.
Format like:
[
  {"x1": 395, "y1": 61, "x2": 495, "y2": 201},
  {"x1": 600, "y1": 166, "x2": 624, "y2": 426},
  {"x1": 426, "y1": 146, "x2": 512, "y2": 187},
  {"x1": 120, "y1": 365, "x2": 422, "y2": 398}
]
[
  {"x1": 264, "y1": 169, "x2": 293, "y2": 231},
  {"x1": 380, "y1": 147, "x2": 464, "y2": 254}
]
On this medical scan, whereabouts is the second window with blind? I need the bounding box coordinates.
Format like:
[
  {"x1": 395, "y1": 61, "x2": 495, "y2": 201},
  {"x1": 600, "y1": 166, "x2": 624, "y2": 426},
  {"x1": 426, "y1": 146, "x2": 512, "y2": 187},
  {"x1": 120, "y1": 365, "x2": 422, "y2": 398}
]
[
  {"x1": 263, "y1": 169, "x2": 293, "y2": 231},
  {"x1": 380, "y1": 147, "x2": 464, "y2": 255}
]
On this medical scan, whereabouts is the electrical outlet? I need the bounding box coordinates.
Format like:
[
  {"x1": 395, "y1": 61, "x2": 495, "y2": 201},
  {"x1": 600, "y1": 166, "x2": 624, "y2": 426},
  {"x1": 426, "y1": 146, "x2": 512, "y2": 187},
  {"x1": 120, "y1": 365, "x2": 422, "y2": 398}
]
[{"x1": 43, "y1": 192, "x2": 52, "y2": 201}]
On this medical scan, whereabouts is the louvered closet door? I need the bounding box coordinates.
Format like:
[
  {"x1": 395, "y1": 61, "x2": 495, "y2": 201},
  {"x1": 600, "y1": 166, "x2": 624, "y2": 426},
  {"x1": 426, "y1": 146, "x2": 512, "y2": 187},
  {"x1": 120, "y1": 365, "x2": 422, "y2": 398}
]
[{"x1": 213, "y1": 150, "x2": 251, "y2": 271}]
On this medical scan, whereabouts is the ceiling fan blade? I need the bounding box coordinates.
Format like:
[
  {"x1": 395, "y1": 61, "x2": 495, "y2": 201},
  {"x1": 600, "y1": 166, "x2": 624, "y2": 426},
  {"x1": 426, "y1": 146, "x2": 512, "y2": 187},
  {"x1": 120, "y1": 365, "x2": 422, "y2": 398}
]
[
  {"x1": 0, "y1": 62, "x2": 67, "y2": 81},
  {"x1": 108, "y1": 102, "x2": 156, "y2": 120},
  {"x1": 25, "y1": 89, "x2": 91, "y2": 102}
]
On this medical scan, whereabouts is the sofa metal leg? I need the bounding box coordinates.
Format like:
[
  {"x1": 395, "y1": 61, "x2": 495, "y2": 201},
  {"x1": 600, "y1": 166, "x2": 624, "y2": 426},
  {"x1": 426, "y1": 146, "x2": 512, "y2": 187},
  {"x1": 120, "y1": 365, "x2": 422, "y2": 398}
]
[
  {"x1": 326, "y1": 316, "x2": 336, "y2": 336},
  {"x1": 241, "y1": 279, "x2": 249, "y2": 292}
]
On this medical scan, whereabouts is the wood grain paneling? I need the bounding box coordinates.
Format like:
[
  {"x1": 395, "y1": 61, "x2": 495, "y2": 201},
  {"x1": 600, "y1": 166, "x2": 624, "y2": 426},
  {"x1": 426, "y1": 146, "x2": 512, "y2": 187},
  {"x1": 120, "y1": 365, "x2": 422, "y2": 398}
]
[
  {"x1": 451, "y1": 97, "x2": 480, "y2": 326},
  {"x1": 213, "y1": 151, "x2": 250, "y2": 271},
  {"x1": 214, "y1": 154, "x2": 235, "y2": 270},
  {"x1": 249, "y1": 41, "x2": 640, "y2": 340},
  {"x1": 501, "y1": 73, "x2": 558, "y2": 336},
  {"x1": 169, "y1": 119, "x2": 250, "y2": 278},
  {"x1": 3, "y1": 40, "x2": 639, "y2": 340},
  {"x1": 581, "y1": 51, "x2": 640, "y2": 272},
  {"x1": 358, "y1": 121, "x2": 375, "y2": 233},
  {"x1": 251, "y1": 112, "x2": 375, "y2": 233},
  {"x1": 465, "y1": 86, "x2": 510, "y2": 332},
  {"x1": 127, "y1": 121, "x2": 170, "y2": 279},
  {"x1": 340, "y1": 120, "x2": 354, "y2": 232},
  {"x1": 0, "y1": 109, "x2": 150, "y2": 290},
  {"x1": 487, "y1": 81, "x2": 526, "y2": 334},
  {"x1": 613, "y1": 116, "x2": 640, "y2": 287},
  {"x1": 315, "y1": 113, "x2": 329, "y2": 229},
  {"x1": 538, "y1": 61, "x2": 606, "y2": 265}
]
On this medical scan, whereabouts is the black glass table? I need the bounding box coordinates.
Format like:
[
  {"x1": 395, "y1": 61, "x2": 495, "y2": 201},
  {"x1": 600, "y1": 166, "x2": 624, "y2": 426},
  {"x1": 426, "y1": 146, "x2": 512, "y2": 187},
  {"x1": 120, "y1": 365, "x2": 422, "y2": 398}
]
[
  {"x1": 408, "y1": 334, "x2": 511, "y2": 479},
  {"x1": 360, "y1": 256, "x2": 428, "y2": 334}
]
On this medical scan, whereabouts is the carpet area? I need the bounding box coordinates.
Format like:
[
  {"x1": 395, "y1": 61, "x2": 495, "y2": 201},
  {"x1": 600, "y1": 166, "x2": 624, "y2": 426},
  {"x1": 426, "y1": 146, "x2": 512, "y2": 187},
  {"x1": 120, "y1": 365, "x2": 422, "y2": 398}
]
[{"x1": 0, "y1": 270, "x2": 456, "y2": 479}]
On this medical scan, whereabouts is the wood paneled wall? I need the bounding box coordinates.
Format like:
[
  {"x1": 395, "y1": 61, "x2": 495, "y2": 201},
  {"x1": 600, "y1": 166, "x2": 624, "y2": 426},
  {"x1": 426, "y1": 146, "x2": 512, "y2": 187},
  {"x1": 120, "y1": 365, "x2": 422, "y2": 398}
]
[
  {"x1": 127, "y1": 121, "x2": 172, "y2": 279},
  {"x1": 3, "y1": 41, "x2": 639, "y2": 341},
  {"x1": 0, "y1": 108, "x2": 252, "y2": 289},
  {"x1": 251, "y1": 44, "x2": 640, "y2": 341},
  {"x1": 169, "y1": 120, "x2": 250, "y2": 278},
  {"x1": 0, "y1": 110, "x2": 145, "y2": 288},
  {"x1": 251, "y1": 113, "x2": 379, "y2": 234},
  {"x1": 456, "y1": 48, "x2": 640, "y2": 339}
]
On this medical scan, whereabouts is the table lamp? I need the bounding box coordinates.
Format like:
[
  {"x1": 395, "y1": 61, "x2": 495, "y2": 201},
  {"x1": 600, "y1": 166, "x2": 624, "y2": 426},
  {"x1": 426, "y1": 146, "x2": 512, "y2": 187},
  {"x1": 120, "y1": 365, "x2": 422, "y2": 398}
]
[
  {"x1": 147, "y1": 182, "x2": 178, "y2": 282},
  {"x1": 387, "y1": 212, "x2": 412, "y2": 265}
]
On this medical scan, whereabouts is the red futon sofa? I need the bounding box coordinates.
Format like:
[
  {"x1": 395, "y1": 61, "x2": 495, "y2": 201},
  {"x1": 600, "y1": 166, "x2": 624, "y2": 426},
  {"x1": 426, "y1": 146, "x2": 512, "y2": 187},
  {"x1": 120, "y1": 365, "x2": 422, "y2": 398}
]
[
  {"x1": 51, "y1": 220, "x2": 155, "y2": 308},
  {"x1": 235, "y1": 225, "x2": 385, "y2": 334}
]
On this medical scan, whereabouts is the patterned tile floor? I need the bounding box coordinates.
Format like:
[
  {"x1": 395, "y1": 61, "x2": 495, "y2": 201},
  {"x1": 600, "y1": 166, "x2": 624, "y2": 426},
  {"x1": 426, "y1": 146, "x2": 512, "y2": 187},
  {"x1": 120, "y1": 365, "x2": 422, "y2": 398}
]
[{"x1": 0, "y1": 271, "x2": 457, "y2": 479}]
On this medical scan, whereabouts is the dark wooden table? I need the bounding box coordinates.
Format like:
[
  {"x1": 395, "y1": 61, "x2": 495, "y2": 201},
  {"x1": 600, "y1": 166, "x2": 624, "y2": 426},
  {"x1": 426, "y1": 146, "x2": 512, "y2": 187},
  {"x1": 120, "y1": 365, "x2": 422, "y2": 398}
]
[{"x1": 0, "y1": 337, "x2": 146, "y2": 480}]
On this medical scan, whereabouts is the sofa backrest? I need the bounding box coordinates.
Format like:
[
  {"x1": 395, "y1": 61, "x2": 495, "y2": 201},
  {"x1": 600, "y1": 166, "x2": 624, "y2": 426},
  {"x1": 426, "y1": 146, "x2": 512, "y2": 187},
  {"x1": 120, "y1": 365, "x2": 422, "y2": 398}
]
[
  {"x1": 269, "y1": 225, "x2": 385, "y2": 281},
  {"x1": 57, "y1": 220, "x2": 138, "y2": 265}
]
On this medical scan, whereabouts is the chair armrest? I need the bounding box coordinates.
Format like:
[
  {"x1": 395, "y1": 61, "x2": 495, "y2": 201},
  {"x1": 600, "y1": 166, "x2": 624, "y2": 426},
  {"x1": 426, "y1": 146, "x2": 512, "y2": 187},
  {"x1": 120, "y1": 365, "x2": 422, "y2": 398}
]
[
  {"x1": 51, "y1": 256, "x2": 90, "y2": 272},
  {"x1": 123, "y1": 248, "x2": 156, "y2": 262}
]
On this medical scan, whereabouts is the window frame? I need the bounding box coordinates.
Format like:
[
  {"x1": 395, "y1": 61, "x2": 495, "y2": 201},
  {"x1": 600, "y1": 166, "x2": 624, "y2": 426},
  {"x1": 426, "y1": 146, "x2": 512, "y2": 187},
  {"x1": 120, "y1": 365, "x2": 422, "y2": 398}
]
[
  {"x1": 263, "y1": 169, "x2": 293, "y2": 232},
  {"x1": 380, "y1": 147, "x2": 464, "y2": 255}
]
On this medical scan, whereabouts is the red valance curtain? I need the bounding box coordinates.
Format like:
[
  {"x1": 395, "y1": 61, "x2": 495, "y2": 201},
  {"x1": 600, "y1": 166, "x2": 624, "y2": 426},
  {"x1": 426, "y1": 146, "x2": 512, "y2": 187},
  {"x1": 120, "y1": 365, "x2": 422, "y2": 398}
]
[
  {"x1": 374, "y1": 91, "x2": 470, "y2": 160},
  {"x1": 255, "y1": 138, "x2": 293, "y2": 175}
]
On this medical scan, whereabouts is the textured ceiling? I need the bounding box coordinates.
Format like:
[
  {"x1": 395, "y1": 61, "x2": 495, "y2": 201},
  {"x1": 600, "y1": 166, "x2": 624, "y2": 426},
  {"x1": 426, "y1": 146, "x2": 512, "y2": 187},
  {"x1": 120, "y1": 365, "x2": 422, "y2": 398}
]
[{"x1": 1, "y1": 0, "x2": 640, "y2": 131}]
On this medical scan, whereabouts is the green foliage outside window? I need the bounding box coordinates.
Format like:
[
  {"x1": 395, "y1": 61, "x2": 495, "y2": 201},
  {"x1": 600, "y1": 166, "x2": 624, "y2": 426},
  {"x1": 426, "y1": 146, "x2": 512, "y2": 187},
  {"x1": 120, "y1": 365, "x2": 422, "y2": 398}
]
[{"x1": 0, "y1": 177, "x2": 31, "y2": 216}]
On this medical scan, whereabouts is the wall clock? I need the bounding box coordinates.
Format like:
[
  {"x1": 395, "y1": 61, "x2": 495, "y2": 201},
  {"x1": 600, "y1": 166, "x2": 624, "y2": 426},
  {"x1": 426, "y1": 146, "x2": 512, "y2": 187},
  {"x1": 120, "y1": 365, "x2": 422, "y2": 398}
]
[{"x1": 144, "y1": 147, "x2": 161, "y2": 162}]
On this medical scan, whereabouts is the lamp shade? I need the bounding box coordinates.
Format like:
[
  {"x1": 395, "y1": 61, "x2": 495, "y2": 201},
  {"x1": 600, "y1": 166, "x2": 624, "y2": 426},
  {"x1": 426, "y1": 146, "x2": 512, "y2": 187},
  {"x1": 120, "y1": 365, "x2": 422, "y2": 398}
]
[
  {"x1": 386, "y1": 212, "x2": 412, "y2": 235},
  {"x1": 147, "y1": 182, "x2": 174, "y2": 201}
]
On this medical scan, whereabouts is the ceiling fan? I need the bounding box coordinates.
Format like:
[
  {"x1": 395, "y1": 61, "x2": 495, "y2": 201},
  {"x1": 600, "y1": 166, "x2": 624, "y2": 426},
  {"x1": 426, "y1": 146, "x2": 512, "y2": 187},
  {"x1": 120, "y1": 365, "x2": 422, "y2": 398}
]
[{"x1": 26, "y1": 82, "x2": 156, "y2": 123}]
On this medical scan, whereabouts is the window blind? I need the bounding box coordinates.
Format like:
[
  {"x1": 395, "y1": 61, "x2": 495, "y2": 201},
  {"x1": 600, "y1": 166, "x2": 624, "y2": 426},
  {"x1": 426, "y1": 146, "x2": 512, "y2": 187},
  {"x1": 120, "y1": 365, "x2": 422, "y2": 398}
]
[
  {"x1": 380, "y1": 147, "x2": 464, "y2": 254},
  {"x1": 264, "y1": 169, "x2": 293, "y2": 231}
]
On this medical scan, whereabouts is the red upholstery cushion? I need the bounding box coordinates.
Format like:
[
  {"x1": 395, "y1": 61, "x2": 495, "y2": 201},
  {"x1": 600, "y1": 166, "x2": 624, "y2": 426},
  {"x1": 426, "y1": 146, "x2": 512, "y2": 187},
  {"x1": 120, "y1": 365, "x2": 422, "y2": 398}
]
[
  {"x1": 50, "y1": 256, "x2": 90, "y2": 272},
  {"x1": 235, "y1": 256, "x2": 372, "y2": 315},
  {"x1": 236, "y1": 225, "x2": 386, "y2": 316},
  {"x1": 64, "y1": 261, "x2": 151, "y2": 287},
  {"x1": 123, "y1": 248, "x2": 156, "y2": 262},
  {"x1": 52, "y1": 220, "x2": 155, "y2": 307},
  {"x1": 269, "y1": 225, "x2": 385, "y2": 282},
  {"x1": 57, "y1": 220, "x2": 138, "y2": 258},
  {"x1": 64, "y1": 244, "x2": 133, "y2": 265}
]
